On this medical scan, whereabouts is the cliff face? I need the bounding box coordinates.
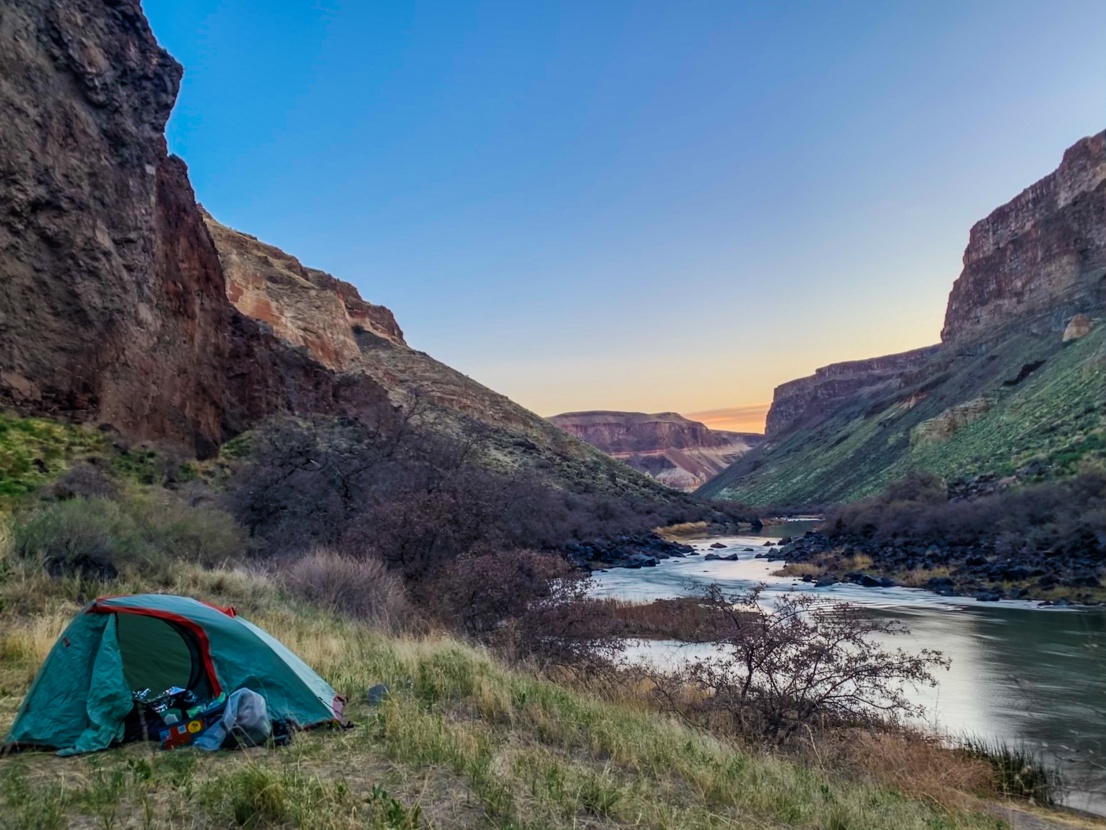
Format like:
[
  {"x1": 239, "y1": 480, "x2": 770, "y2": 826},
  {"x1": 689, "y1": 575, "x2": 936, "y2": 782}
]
[
  {"x1": 206, "y1": 220, "x2": 673, "y2": 498},
  {"x1": 942, "y1": 131, "x2": 1106, "y2": 343},
  {"x1": 704, "y1": 132, "x2": 1106, "y2": 505},
  {"x1": 765, "y1": 347, "x2": 942, "y2": 437},
  {"x1": 550, "y1": 411, "x2": 762, "y2": 491},
  {"x1": 206, "y1": 213, "x2": 405, "y2": 373},
  {"x1": 0, "y1": 0, "x2": 231, "y2": 456}
]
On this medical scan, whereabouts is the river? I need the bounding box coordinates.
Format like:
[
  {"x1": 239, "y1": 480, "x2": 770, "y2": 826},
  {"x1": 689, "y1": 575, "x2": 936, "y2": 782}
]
[{"x1": 591, "y1": 523, "x2": 1106, "y2": 815}]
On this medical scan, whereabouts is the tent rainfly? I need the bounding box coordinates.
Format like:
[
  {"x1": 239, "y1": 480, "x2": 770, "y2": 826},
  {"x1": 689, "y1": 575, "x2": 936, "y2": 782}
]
[{"x1": 6, "y1": 594, "x2": 345, "y2": 755}]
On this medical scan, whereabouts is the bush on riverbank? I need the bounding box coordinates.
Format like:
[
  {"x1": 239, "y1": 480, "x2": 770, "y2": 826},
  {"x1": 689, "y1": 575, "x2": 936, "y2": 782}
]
[
  {"x1": 644, "y1": 584, "x2": 948, "y2": 745},
  {"x1": 825, "y1": 470, "x2": 1105, "y2": 558},
  {"x1": 805, "y1": 469, "x2": 1106, "y2": 600}
]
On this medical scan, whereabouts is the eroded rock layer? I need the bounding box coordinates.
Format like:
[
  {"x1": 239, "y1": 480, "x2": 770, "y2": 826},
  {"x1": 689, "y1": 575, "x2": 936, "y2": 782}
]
[
  {"x1": 549, "y1": 411, "x2": 762, "y2": 491},
  {"x1": 942, "y1": 131, "x2": 1106, "y2": 343}
]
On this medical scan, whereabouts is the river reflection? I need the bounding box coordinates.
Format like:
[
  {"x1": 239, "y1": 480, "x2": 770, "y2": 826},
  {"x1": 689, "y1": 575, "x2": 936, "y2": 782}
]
[{"x1": 591, "y1": 528, "x2": 1106, "y2": 814}]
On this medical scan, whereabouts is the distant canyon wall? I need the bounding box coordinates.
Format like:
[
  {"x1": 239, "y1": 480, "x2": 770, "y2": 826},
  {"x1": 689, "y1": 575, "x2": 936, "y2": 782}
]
[
  {"x1": 703, "y1": 130, "x2": 1106, "y2": 505},
  {"x1": 549, "y1": 411, "x2": 762, "y2": 491}
]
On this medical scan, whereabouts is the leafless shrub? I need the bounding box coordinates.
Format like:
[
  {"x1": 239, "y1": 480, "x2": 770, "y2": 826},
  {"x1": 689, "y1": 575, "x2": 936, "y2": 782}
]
[
  {"x1": 825, "y1": 470, "x2": 1105, "y2": 565},
  {"x1": 653, "y1": 584, "x2": 947, "y2": 744},
  {"x1": 284, "y1": 548, "x2": 415, "y2": 633},
  {"x1": 431, "y1": 550, "x2": 623, "y2": 671}
]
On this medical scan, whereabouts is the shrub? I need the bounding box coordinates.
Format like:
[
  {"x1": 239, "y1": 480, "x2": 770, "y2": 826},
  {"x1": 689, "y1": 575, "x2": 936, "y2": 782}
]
[
  {"x1": 12, "y1": 498, "x2": 143, "y2": 579},
  {"x1": 47, "y1": 463, "x2": 120, "y2": 501},
  {"x1": 130, "y1": 495, "x2": 245, "y2": 568},
  {"x1": 432, "y1": 550, "x2": 623, "y2": 670},
  {"x1": 284, "y1": 549, "x2": 414, "y2": 632},
  {"x1": 227, "y1": 415, "x2": 740, "y2": 578},
  {"x1": 12, "y1": 494, "x2": 246, "y2": 579},
  {"x1": 656, "y1": 584, "x2": 947, "y2": 744},
  {"x1": 824, "y1": 470, "x2": 1106, "y2": 568}
]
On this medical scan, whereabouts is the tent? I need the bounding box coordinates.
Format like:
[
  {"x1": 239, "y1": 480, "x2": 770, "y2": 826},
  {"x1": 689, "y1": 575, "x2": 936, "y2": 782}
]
[{"x1": 6, "y1": 594, "x2": 346, "y2": 755}]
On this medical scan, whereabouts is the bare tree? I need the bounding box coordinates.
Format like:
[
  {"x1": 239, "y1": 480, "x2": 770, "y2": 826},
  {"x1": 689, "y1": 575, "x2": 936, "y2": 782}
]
[{"x1": 664, "y1": 584, "x2": 947, "y2": 744}]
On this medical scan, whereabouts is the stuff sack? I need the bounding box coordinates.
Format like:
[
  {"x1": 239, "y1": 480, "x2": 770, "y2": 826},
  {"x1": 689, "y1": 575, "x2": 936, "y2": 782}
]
[{"x1": 194, "y1": 688, "x2": 271, "y2": 751}]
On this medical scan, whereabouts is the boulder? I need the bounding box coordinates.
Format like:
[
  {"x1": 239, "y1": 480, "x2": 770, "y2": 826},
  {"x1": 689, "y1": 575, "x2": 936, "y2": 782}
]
[{"x1": 1062, "y1": 313, "x2": 1093, "y2": 343}]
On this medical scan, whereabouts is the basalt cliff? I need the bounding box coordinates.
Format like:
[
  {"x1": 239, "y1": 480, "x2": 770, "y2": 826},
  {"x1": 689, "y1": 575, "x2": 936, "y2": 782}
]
[
  {"x1": 0, "y1": 0, "x2": 672, "y2": 502},
  {"x1": 549, "y1": 411, "x2": 762, "y2": 491},
  {"x1": 701, "y1": 131, "x2": 1106, "y2": 505}
]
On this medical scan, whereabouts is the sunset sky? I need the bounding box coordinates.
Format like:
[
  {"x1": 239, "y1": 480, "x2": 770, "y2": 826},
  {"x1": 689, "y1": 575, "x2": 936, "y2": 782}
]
[{"x1": 146, "y1": 1, "x2": 1105, "y2": 433}]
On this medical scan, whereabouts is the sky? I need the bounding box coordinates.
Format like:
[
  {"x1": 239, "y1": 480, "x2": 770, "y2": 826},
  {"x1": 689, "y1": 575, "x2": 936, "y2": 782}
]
[{"x1": 144, "y1": 0, "x2": 1105, "y2": 433}]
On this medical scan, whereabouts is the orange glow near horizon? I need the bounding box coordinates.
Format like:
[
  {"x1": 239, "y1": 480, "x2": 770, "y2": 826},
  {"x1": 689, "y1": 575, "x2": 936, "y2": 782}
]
[{"x1": 685, "y1": 404, "x2": 770, "y2": 434}]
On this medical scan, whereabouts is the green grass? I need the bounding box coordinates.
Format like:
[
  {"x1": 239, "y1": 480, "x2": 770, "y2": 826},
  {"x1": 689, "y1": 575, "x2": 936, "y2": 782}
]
[
  {"x1": 0, "y1": 415, "x2": 105, "y2": 502},
  {"x1": 0, "y1": 553, "x2": 1012, "y2": 830}
]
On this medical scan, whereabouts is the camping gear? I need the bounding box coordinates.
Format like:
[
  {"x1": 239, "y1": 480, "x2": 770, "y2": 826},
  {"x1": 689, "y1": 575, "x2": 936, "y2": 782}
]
[
  {"x1": 193, "y1": 688, "x2": 270, "y2": 751},
  {"x1": 157, "y1": 691, "x2": 228, "y2": 750},
  {"x1": 5, "y1": 594, "x2": 346, "y2": 755}
]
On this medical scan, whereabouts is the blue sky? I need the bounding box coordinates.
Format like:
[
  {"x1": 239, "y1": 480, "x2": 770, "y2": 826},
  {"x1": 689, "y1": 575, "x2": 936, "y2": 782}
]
[{"x1": 144, "y1": 0, "x2": 1105, "y2": 431}]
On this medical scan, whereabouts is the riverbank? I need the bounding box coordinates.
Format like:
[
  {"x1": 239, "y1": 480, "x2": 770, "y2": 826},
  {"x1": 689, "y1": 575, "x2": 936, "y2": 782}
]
[
  {"x1": 774, "y1": 530, "x2": 1106, "y2": 606},
  {"x1": 768, "y1": 471, "x2": 1106, "y2": 606}
]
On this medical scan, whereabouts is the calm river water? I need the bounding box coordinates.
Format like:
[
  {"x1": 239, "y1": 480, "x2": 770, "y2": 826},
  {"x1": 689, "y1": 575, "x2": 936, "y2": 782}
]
[{"x1": 591, "y1": 523, "x2": 1106, "y2": 815}]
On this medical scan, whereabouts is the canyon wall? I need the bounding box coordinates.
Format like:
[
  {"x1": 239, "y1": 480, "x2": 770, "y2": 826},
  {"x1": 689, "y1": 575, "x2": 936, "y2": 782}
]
[
  {"x1": 705, "y1": 132, "x2": 1106, "y2": 504},
  {"x1": 550, "y1": 411, "x2": 762, "y2": 490},
  {"x1": 0, "y1": 0, "x2": 231, "y2": 455},
  {"x1": 942, "y1": 131, "x2": 1106, "y2": 343},
  {"x1": 765, "y1": 346, "x2": 942, "y2": 437},
  {"x1": 0, "y1": 0, "x2": 674, "y2": 501}
]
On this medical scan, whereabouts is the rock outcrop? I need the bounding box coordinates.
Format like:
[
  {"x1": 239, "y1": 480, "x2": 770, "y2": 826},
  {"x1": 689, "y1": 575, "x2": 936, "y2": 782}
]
[
  {"x1": 549, "y1": 411, "x2": 762, "y2": 490},
  {"x1": 941, "y1": 131, "x2": 1106, "y2": 343},
  {"x1": 205, "y1": 212, "x2": 404, "y2": 372}
]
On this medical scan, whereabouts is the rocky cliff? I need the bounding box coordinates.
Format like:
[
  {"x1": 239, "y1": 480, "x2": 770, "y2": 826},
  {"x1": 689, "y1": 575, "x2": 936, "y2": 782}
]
[
  {"x1": 942, "y1": 132, "x2": 1106, "y2": 343},
  {"x1": 205, "y1": 212, "x2": 405, "y2": 372},
  {"x1": 0, "y1": 0, "x2": 674, "y2": 502},
  {"x1": 703, "y1": 132, "x2": 1106, "y2": 505},
  {"x1": 549, "y1": 411, "x2": 762, "y2": 491},
  {"x1": 765, "y1": 346, "x2": 942, "y2": 437},
  {"x1": 0, "y1": 0, "x2": 232, "y2": 456}
]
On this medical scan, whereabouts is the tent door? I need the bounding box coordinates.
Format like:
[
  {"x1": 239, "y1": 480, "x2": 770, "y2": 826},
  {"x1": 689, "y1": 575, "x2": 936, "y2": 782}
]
[{"x1": 114, "y1": 613, "x2": 213, "y2": 697}]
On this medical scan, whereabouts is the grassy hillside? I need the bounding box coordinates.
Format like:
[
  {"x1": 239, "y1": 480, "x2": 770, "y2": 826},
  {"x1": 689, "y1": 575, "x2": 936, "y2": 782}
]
[
  {"x1": 701, "y1": 324, "x2": 1106, "y2": 506},
  {"x1": 0, "y1": 553, "x2": 1019, "y2": 830}
]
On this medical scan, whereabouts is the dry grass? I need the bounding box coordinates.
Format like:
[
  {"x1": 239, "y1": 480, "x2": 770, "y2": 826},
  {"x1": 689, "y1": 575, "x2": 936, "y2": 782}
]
[
  {"x1": 654, "y1": 521, "x2": 711, "y2": 541},
  {"x1": 893, "y1": 566, "x2": 955, "y2": 588},
  {"x1": 0, "y1": 544, "x2": 1035, "y2": 830},
  {"x1": 773, "y1": 561, "x2": 824, "y2": 578},
  {"x1": 593, "y1": 596, "x2": 738, "y2": 640},
  {"x1": 819, "y1": 729, "x2": 996, "y2": 810}
]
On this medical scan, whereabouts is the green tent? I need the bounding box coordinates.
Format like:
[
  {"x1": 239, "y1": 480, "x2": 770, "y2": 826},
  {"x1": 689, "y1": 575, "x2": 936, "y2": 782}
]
[{"x1": 6, "y1": 594, "x2": 346, "y2": 755}]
